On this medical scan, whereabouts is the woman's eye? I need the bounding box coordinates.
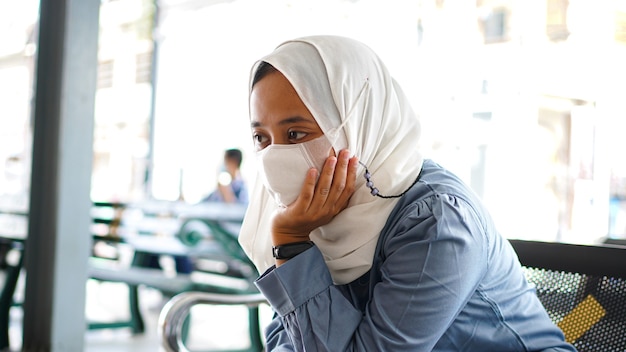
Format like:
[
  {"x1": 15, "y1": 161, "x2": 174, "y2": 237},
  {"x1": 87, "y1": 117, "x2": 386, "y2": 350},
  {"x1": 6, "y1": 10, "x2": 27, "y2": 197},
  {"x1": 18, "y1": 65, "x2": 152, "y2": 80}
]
[
  {"x1": 288, "y1": 131, "x2": 307, "y2": 141},
  {"x1": 253, "y1": 133, "x2": 268, "y2": 147}
]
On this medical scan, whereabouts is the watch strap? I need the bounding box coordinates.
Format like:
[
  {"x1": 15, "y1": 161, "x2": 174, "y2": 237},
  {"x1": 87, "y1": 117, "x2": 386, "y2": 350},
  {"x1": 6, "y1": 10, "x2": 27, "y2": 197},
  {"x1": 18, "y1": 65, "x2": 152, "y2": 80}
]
[{"x1": 272, "y1": 241, "x2": 314, "y2": 260}]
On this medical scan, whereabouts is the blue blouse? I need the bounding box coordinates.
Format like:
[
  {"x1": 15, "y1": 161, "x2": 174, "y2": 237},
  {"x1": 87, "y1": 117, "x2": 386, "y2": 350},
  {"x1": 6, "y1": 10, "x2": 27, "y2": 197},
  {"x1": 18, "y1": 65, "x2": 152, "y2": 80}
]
[{"x1": 255, "y1": 159, "x2": 576, "y2": 352}]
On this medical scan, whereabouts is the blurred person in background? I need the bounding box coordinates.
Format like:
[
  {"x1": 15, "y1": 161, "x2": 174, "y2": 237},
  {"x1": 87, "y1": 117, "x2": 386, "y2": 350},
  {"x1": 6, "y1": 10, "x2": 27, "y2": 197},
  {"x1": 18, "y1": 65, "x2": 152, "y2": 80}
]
[
  {"x1": 164, "y1": 148, "x2": 249, "y2": 273},
  {"x1": 203, "y1": 148, "x2": 249, "y2": 205}
]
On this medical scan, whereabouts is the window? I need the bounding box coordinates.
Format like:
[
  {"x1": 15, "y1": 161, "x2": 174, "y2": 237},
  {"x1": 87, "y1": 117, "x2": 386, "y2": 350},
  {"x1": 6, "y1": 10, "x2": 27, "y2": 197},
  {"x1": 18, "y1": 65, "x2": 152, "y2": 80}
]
[
  {"x1": 546, "y1": 0, "x2": 570, "y2": 41},
  {"x1": 616, "y1": 9, "x2": 626, "y2": 44},
  {"x1": 97, "y1": 60, "x2": 114, "y2": 89},
  {"x1": 480, "y1": 8, "x2": 509, "y2": 43},
  {"x1": 135, "y1": 51, "x2": 152, "y2": 84}
]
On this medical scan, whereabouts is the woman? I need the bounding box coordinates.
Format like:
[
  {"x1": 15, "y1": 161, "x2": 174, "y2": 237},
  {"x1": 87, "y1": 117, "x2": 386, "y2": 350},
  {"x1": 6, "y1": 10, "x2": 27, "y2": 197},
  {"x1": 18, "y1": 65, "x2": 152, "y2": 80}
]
[{"x1": 239, "y1": 35, "x2": 575, "y2": 351}]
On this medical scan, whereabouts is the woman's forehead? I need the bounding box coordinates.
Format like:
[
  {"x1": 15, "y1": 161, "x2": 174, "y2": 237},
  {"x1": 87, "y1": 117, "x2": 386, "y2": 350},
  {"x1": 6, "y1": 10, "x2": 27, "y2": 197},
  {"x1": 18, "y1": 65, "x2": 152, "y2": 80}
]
[{"x1": 250, "y1": 77, "x2": 323, "y2": 137}]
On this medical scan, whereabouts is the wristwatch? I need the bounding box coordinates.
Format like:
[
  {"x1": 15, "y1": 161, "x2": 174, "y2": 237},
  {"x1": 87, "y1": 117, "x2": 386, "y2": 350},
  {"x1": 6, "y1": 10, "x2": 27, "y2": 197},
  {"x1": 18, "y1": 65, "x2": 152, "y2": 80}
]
[{"x1": 272, "y1": 241, "x2": 315, "y2": 260}]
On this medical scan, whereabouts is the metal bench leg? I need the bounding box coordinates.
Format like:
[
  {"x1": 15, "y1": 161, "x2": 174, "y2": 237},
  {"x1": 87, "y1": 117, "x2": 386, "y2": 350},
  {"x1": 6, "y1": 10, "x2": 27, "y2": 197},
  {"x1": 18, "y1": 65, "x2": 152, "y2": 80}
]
[
  {"x1": 248, "y1": 306, "x2": 263, "y2": 352},
  {"x1": 128, "y1": 284, "x2": 145, "y2": 334},
  {"x1": 0, "y1": 256, "x2": 22, "y2": 351}
]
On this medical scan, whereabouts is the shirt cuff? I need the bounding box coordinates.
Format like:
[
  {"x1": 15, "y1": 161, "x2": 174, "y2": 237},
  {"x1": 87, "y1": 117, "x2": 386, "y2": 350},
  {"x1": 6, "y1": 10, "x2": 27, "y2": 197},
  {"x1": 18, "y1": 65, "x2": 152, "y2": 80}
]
[{"x1": 255, "y1": 246, "x2": 332, "y2": 317}]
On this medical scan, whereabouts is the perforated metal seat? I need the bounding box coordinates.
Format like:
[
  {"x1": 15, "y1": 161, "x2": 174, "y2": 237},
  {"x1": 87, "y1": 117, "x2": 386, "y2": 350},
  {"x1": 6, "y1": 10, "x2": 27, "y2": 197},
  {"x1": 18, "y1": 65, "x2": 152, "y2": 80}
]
[{"x1": 510, "y1": 239, "x2": 626, "y2": 352}]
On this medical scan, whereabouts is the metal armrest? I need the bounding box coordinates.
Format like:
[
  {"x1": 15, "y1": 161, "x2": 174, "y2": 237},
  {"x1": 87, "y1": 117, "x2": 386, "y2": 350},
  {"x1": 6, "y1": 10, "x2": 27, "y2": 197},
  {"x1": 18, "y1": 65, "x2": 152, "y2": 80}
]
[{"x1": 158, "y1": 291, "x2": 267, "y2": 352}]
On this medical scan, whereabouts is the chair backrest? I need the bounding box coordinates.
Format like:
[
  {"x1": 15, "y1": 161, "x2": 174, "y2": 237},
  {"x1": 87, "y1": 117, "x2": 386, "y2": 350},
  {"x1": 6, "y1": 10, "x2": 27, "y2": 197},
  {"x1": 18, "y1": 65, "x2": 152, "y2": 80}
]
[{"x1": 509, "y1": 239, "x2": 626, "y2": 352}]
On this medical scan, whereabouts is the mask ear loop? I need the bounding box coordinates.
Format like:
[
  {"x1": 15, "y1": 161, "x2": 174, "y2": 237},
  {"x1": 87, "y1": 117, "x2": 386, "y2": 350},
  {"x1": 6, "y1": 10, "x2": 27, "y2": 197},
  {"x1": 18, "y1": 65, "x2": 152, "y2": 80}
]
[
  {"x1": 359, "y1": 162, "x2": 421, "y2": 199},
  {"x1": 340, "y1": 79, "x2": 415, "y2": 198},
  {"x1": 325, "y1": 79, "x2": 421, "y2": 199}
]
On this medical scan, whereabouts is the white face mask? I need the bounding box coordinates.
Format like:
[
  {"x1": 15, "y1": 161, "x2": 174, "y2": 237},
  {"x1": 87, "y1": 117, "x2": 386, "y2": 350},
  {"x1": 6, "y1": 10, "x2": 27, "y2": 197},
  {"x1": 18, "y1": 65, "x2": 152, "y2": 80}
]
[{"x1": 257, "y1": 135, "x2": 333, "y2": 207}]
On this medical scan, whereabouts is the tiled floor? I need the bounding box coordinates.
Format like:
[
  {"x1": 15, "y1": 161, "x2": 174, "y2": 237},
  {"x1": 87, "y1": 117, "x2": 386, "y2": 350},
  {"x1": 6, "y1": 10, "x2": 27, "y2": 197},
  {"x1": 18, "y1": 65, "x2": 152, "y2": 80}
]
[{"x1": 8, "y1": 279, "x2": 272, "y2": 351}]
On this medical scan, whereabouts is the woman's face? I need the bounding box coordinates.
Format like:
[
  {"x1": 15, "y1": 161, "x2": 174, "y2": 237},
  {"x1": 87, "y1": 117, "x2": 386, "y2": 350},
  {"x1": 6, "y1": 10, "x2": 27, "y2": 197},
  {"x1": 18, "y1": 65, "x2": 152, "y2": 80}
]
[{"x1": 250, "y1": 70, "x2": 325, "y2": 151}]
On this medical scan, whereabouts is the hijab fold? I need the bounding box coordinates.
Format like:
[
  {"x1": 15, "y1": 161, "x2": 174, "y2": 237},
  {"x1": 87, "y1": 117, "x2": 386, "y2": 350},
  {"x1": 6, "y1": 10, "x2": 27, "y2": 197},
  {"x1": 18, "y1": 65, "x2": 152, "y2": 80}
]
[{"x1": 239, "y1": 35, "x2": 423, "y2": 284}]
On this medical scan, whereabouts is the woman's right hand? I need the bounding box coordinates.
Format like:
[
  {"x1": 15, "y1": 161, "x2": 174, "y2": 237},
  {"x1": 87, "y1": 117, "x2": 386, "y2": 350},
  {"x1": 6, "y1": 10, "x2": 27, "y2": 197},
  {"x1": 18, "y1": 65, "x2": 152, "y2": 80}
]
[{"x1": 270, "y1": 149, "x2": 358, "y2": 253}]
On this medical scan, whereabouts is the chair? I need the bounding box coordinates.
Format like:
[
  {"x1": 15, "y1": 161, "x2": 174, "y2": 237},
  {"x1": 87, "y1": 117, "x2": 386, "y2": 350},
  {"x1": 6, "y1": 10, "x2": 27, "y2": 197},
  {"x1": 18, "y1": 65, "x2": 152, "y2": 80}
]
[
  {"x1": 159, "y1": 291, "x2": 267, "y2": 352},
  {"x1": 509, "y1": 239, "x2": 626, "y2": 352}
]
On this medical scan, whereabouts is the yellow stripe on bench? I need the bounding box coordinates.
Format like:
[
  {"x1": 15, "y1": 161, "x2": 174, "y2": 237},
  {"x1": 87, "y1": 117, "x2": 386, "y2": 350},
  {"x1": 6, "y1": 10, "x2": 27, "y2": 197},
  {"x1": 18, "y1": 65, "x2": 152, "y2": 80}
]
[{"x1": 558, "y1": 294, "x2": 606, "y2": 343}]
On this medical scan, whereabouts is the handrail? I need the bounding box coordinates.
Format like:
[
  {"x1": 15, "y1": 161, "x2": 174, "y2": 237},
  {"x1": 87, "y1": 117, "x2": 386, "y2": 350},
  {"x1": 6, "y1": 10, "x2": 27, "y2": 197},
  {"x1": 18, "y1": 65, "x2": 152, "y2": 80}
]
[{"x1": 158, "y1": 291, "x2": 267, "y2": 352}]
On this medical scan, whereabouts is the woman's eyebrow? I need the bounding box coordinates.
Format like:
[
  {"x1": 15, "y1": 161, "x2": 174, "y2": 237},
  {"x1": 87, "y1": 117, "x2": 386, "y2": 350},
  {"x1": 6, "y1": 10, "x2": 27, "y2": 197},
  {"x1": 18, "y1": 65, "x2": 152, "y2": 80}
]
[
  {"x1": 250, "y1": 115, "x2": 314, "y2": 128},
  {"x1": 278, "y1": 116, "x2": 313, "y2": 125}
]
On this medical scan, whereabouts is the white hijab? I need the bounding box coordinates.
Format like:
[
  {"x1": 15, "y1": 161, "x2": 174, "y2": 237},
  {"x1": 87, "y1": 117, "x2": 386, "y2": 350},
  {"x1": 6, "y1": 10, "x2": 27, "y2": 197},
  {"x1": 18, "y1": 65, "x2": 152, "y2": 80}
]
[{"x1": 239, "y1": 35, "x2": 423, "y2": 284}]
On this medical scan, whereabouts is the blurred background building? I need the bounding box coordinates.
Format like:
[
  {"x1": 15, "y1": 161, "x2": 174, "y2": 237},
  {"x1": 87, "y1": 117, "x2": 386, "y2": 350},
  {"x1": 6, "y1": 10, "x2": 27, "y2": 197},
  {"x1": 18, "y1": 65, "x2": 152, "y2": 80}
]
[{"x1": 2, "y1": 0, "x2": 626, "y2": 248}]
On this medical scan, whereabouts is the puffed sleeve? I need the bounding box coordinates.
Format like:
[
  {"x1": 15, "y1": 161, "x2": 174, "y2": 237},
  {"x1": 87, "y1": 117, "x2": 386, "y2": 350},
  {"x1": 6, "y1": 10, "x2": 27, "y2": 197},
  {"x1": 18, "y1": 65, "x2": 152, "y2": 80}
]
[
  {"x1": 257, "y1": 246, "x2": 363, "y2": 351},
  {"x1": 256, "y1": 193, "x2": 491, "y2": 351}
]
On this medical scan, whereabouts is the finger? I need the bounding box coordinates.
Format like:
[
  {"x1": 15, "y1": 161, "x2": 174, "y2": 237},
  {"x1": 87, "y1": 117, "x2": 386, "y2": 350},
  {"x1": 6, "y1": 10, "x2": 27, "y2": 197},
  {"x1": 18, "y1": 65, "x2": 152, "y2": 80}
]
[
  {"x1": 295, "y1": 168, "x2": 319, "y2": 208},
  {"x1": 334, "y1": 155, "x2": 358, "y2": 209},
  {"x1": 326, "y1": 149, "x2": 351, "y2": 205},
  {"x1": 307, "y1": 155, "x2": 337, "y2": 210}
]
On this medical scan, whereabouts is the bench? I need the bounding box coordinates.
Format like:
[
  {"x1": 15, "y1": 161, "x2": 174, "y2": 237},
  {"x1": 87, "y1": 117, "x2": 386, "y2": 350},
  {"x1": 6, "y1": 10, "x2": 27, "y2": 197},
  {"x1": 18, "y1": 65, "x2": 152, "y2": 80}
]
[
  {"x1": 0, "y1": 237, "x2": 24, "y2": 351},
  {"x1": 159, "y1": 239, "x2": 626, "y2": 352},
  {"x1": 0, "y1": 209, "x2": 27, "y2": 350},
  {"x1": 509, "y1": 239, "x2": 626, "y2": 352},
  {"x1": 87, "y1": 201, "x2": 254, "y2": 334},
  {"x1": 88, "y1": 257, "x2": 256, "y2": 334},
  {"x1": 158, "y1": 291, "x2": 267, "y2": 352}
]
